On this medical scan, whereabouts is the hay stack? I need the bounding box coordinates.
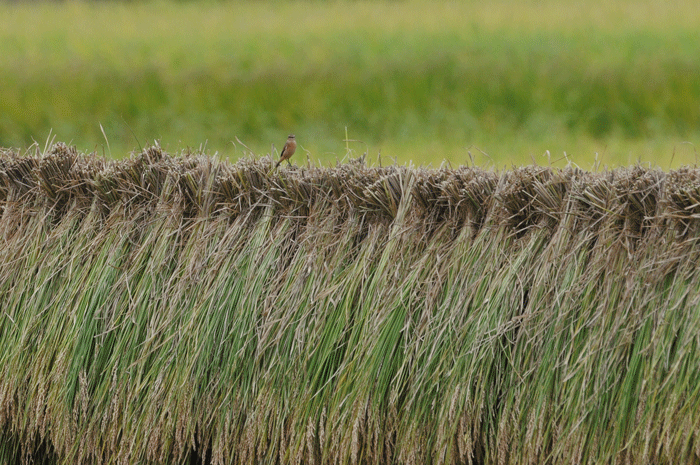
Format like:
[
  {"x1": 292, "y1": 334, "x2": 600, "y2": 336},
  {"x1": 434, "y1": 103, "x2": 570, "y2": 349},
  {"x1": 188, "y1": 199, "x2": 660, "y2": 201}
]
[{"x1": 1, "y1": 143, "x2": 699, "y2": 464}]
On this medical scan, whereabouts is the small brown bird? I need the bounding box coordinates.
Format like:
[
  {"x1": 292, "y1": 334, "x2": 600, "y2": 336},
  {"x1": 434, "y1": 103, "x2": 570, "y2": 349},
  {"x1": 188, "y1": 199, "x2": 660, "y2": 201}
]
[{"x1": 274, "y1": 134, "x2": 297, "y2": 168}]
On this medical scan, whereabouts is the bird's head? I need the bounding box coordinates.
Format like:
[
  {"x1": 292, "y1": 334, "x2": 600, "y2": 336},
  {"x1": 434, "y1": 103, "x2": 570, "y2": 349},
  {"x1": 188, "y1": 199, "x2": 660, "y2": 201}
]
[{"x1": 288, "y1": 134, "x2": 295, "y2": 139}]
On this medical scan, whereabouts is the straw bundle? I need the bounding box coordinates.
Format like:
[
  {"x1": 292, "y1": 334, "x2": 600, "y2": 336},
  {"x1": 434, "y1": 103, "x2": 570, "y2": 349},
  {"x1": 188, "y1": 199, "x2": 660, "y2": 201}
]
[{"x1": 1, "y1": 143, "x2": 699, "y2": 464}]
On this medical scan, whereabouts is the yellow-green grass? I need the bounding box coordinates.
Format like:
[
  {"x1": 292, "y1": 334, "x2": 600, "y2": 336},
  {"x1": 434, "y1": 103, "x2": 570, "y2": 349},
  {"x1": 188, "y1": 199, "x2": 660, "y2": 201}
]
[
  {"x1": 1, "y1": 0, "x2": 700, "y2": 167},
  {"x1": 3, "y1": 144, "x2": 700, "y2": 464}
]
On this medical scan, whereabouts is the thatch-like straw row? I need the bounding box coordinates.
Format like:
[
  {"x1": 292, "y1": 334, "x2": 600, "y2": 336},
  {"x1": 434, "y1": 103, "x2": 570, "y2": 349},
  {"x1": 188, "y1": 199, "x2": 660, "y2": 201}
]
[{"x1": 1, "y1": 143, "x2": 700, "y2": 464}]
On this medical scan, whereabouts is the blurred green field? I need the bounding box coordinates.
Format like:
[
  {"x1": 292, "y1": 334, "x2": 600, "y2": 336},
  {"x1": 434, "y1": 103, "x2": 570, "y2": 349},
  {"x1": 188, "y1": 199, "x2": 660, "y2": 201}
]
[{"x1": 1, "y1": 0, "x2": 699, "y2": 167}]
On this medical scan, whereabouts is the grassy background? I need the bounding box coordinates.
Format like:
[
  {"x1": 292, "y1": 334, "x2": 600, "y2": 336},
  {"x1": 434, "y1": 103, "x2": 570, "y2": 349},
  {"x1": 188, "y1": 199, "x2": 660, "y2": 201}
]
[{"x1": 1, "y1": 0, "x2": 700, "y2": 167}]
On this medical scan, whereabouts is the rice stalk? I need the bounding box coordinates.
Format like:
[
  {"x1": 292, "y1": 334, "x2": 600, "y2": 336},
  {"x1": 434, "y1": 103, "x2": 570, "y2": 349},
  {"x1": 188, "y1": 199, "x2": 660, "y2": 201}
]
[{"x1": 1, "y1": 143, "x2": 700, "y2": 464}]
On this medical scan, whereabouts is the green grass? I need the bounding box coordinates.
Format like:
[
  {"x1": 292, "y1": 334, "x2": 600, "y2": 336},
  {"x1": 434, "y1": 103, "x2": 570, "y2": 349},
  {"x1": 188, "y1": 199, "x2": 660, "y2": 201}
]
[
  {"x1": 1, "y1": 0, "x2": 700, "y2": 167},
  {"x1": 2, "y1": 144, "x2": 700, "y2": 463}
]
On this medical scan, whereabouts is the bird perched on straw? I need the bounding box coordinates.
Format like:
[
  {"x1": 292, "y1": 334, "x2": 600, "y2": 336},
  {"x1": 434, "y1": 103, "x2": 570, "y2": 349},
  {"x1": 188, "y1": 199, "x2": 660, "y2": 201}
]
[{"x1": 274, "y1": 134, "x2": 297, "y2": 169}]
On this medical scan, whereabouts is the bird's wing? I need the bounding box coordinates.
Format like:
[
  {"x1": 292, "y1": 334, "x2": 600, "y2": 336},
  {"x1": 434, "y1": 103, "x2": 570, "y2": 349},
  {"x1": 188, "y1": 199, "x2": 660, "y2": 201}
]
[{"x1": 279, "y1": 143, "x2": 289, "y2": 159}]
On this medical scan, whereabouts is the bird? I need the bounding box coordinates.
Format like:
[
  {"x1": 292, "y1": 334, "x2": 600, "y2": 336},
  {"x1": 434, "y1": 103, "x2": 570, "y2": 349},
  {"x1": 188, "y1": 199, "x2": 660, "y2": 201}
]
[{"x1": 274, "y1": 134, "x2": 297, "y2": 169}]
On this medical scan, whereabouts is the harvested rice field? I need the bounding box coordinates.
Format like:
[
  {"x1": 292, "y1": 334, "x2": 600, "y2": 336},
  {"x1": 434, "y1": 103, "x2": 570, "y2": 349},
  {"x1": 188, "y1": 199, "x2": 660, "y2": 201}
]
[{"x1": 1, "y1": 143, "x2": 700, "y2": 464}]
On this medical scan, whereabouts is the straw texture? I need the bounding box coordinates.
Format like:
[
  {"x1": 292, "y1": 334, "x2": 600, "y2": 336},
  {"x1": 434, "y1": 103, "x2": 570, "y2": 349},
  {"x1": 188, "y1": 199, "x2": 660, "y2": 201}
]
[{"x1": 1, "y1": 143, "x2": 699, "y2": 464}]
